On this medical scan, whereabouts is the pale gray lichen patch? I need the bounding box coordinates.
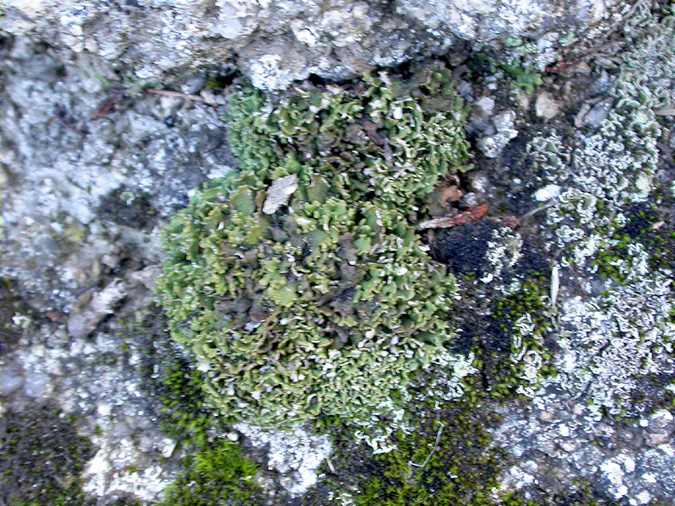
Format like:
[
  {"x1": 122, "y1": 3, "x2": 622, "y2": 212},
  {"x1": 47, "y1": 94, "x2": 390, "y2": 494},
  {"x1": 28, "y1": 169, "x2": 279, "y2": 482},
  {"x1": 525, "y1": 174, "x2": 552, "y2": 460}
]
[
  {"x1": 234, "y1": 423, "x2": 333, "y2": 497},
  {"x1": 529, "y1": 2, "x2": 675, "y2": 419},
  {"x1": 492, "y1": 6, "x2": 675, "y2": 503},
  {"x1": 477, "y1": 109, "x2": 518, "y2": 158},
  {"x1": 529, "y1": 94, "x2": 661, "y2": 280},
  {"x1": 523, "y1": 9, "x2": 674, "y2": 413},
  {"x1": 0, "y1": 282, "x2": 180, "y2": 503},
  {"x1": 480, "y1": 226, "x2": 523, "y2": 286},
  {"x1": 354, "y1": 350, "x2": 477, "y2": 454},
  {"x1": 83, "y1": 437, "x2": 176, "y2": 502},
  {"x1": 556, "y1": 265, "x2": 673, "y2": 419}
]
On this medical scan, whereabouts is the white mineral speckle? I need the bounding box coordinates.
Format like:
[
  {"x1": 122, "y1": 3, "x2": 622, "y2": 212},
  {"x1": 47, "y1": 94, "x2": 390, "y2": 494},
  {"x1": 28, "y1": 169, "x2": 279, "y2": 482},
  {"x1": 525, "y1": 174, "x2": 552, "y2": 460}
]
[
  {"x1": 474, "y1": 96, "x2": 495, "y2": 116},
  {"x1": 642, "y1": 472, "x2": 657, "y2": 483},
  {"x1": 648, "y1": 409, "x2": 673, "y2": 429},
  {"x1": 635, "y1": 490, "x2": 651, "y2": 504},
  {"x1": 534, "y1": 184, "x2": 561, "y2": 202}
]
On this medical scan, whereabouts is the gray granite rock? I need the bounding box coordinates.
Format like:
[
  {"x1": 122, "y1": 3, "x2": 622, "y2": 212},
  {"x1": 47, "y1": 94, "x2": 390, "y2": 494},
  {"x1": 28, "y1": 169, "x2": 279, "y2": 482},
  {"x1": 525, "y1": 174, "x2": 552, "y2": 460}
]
[{"x1": 1, "y1": 0, "x2": 623, "y2": 90}]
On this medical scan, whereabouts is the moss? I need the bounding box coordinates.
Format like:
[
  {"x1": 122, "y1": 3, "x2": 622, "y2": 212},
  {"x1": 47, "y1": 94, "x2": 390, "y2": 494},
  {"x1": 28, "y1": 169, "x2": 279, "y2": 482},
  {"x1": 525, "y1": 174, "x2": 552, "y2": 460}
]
[
  {"x1": 623, "y1": 202, "x2": 674, "y2": 273},
  {"x1": 594, "y1": 237, "x2": 631, "y2": 284},
  {"x1": 107, "y1": 497, "x2": 143, "y2": 506},
  {"x1": 0, "y1": 403, "x2": 94, "y2": 506},
  {"x1": 305, "y1": 382, "x2": 610, "y2": 505},
  {"x1": 594, "y1": 202, "x2": 674, "y2": 284},
  {"x1": 157, "y1": 64, "x2": 472, "y2": 428},
  {"x1": 478, "y1": 279, "x2": 554, "y2": 399},
  {"x1": 0, "y1": 277, "x2": 33, "y2": 352},
  {"x1": 144, "y1": 332, "x2": 263, "y2": 505},
  {"x1": 127, "y1": 307, "x2": 267, "y2": 504},
  {"x1": 158, "y1": 357, "x2": 213, "y2": 449},
  {"x1": 327, "y1": 385, "x2": 605, "y2": 506},
  {"x1": 125, "y1": 306, "x2": 264, "y2": 504},
  {"x1": 160, "y1": 441, "x2": 262, "y2": 506},
  {"x1": 349, "y1": 389, "x2": 531, "y2": 506}
]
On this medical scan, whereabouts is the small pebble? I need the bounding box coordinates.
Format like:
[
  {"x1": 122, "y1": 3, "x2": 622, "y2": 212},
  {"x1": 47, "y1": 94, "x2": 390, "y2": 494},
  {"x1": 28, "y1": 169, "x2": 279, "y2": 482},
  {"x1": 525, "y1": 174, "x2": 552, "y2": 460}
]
[{"x1": 535, "y1": 92, "x2": 561, "y2": 119}]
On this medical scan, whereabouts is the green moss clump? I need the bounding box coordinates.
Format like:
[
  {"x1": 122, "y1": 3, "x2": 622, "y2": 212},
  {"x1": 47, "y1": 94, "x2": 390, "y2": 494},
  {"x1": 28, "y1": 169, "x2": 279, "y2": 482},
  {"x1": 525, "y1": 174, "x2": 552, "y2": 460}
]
[
  {"x1": 595, "y1": 203, "x2": 675, "y2": 283},
  {"x1": 160, "y1": 441, "x2": 261, "y2": 506},
  {"x1": 148, "y1": 344, "x2": 262, "y2": 505},
  {"x1": 0, "y1": 403, "x2": 94, "y2": 506},
  {"x1": 158, "y1": 358, "x2": 213, "y2": 449},
  {"x1": 594, "y1": 236, "x2": 632, "y2": 284},
  {"x1": 158, "y1": 65, "x2": 471, "y2": 428},
  {"x1": 351, "y1": 392, "x2": 530, "y2": 506},
  {"x1": 312, "y1": 383, "x2": 606, "y2": 506}
]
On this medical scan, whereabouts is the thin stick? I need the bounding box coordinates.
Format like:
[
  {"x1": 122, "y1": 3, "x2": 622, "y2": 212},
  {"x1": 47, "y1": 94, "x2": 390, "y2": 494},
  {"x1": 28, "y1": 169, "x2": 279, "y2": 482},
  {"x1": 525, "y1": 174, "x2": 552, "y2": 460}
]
[
  {"x1": 409, "y1": 422, "x2": 445, "y2": 470},
  {"x1": 145, "y1": 88, "x2": 213, "y2": 104},
  {"x1": 325, "y1": 457, "x2": 336, "y2": 474},
  {"x1": 519, "y1": 201, "x2": 556, "y2": 223}
]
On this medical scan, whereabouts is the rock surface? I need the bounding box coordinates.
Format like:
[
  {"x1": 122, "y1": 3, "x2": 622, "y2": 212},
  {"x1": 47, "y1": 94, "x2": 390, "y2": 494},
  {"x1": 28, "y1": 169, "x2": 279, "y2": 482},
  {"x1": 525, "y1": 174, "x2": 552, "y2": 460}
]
[
  {"x1": 2, "y1": 0, "x2": 623, "y2": 90},
  {"x1": 0, "y1": 1, "x2": 673, "y2": 504}
]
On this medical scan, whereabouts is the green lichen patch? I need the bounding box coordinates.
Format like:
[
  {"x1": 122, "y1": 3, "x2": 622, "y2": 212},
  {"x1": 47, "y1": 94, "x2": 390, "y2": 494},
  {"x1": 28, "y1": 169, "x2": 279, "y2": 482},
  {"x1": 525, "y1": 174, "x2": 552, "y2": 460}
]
[
  {"x1": 157, "y1": 65, "x2": 472, "y2": 428},
  {"x1": 0, "y1": 403, "x2": 94, "y2": 506}
]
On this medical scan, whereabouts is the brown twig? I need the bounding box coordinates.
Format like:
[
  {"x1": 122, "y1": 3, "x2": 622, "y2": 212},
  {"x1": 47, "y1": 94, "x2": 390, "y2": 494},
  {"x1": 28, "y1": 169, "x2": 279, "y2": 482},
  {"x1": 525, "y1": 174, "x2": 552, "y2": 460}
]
[{"x1": 418, "y1": 203, "x2": 489, "y2": 230}]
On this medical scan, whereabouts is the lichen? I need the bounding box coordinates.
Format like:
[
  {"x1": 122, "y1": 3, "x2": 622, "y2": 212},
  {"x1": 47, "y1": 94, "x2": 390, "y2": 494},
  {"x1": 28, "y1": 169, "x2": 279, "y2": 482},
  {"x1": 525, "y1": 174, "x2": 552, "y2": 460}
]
[
  {"x1": 157, "y1": 65, "x2": 472, "y2": 431},
  {"x1": 522, "y1": 5, "x2": 675, "y2": 417},
  {"x1": 488, "y1": 279, "x2": 555, "y2": 399}
]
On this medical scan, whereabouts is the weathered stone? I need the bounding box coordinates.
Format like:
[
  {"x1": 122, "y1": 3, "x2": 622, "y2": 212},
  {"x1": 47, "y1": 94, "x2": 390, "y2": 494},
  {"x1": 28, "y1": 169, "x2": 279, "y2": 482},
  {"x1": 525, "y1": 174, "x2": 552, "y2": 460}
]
[
  {"x1": 67, "y1": 281, "x2": 127, "y2": 339},
  {"x1": 0, "y1": 0, "x2": 623, "y2": 90},
  {"x1": 535, "y1": 91, "x2": 561, "y2": 119}
]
